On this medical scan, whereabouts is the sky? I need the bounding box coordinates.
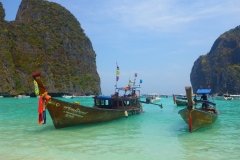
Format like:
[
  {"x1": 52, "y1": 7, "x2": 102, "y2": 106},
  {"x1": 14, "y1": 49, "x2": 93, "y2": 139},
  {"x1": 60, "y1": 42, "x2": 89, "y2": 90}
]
[{"x1": 1, "y1": 0, "x2": 240, "y2": 95}]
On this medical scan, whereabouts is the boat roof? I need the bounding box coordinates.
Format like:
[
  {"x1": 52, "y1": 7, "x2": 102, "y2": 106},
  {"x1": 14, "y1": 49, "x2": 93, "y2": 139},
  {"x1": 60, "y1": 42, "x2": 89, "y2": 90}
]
[
  {"x1": 96, "y1": 95, "x2": 137, "y2": 101},
  {"x1": 116, "y1": 86, "x2": 141, "y2": 91},
  {"x1": 196, "y1": 89, "x2": 211, "y2": 94},
  {"x1": 97, "y1": 96, "x2": 111, "y2": 100}
]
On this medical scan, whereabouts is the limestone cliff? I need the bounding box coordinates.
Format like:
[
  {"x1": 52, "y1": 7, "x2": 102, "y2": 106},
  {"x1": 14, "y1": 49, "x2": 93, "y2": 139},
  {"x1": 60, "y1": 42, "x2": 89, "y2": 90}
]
[
  {"x1": 0, "y1": 2, "x2": 5, "y2": 22},
  {"x1": 0, "y1": 0, "x2": 101, "y2": 96},
  {"x1": 190, "y1": 26, "x2": 240, "y2": 94}
]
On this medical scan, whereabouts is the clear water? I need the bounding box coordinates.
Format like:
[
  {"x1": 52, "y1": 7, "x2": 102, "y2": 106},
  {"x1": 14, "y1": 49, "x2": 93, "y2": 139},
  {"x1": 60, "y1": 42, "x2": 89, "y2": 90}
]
[{"x1": 0, "y1": 97, "x2": 240, "y2": 160}]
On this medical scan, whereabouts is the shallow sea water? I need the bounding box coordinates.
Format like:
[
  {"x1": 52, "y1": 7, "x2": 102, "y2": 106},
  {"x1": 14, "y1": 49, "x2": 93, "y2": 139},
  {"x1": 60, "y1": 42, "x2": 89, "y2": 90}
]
[{"x1": 0, "y1": 97, "x2": 240, "y2": 160}]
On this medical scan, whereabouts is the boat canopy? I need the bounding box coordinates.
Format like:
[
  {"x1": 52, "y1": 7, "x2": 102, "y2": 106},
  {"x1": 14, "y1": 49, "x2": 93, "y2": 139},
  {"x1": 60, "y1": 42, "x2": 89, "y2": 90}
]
[
  {"x1": 97, "y1": 96, "x2": 111, "y2": 100},
  {"x1": 116, "y1": 86, "x2": 141, "y2": 91},
  {"x1": 196, "y1": 89, "x2": 211, "y2": 94}
]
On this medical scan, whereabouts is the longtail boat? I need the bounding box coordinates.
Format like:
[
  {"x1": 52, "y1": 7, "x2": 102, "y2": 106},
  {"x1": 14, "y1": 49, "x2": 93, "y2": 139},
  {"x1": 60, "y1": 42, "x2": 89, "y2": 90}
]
[
  {"x1": 173, "y1": 94, "x2": 188, "y2": 106},
  {"x1": 145, "y1": 93, "x2": 161, "y2": 103},
  {"x1": 32, "y1": 72, "x2": 162, "y2": 129},
  {"x1": 174, "y1": 94, "x2": 199, "y2": 107},
  {"x1": 176, "y1": 98, "x2": 188, "y2": 106},
  {"x1": 178, "y1": 87, "x2": 219, "y2": 132}
]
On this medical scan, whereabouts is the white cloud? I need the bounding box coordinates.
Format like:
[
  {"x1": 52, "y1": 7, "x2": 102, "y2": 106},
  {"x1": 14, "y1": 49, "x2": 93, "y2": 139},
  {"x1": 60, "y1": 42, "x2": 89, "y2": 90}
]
[{"x1": 96, "y1": 0, "x2": 240, "y2": 33}]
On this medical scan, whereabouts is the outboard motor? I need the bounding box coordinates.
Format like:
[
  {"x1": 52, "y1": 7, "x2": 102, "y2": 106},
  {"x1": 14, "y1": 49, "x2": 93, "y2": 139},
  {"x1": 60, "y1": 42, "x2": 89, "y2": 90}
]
[{"x1": 146, "y1": 98, "x2": 151, "y2": 104}]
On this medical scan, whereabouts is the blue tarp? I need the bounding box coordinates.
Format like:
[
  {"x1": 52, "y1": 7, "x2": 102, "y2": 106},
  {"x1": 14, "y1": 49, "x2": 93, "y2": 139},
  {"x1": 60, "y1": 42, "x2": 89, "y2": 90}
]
[
  {"x1": 196, "y1": 89, "x2": 211, "y2": 94},
  {"x1": 97, "y1": 96, "x2": 111, "y2": 100}
]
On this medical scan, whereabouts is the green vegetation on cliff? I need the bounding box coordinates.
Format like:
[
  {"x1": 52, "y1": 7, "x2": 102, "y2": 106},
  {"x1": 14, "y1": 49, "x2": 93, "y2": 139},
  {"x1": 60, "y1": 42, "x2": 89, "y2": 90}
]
[
  {"x1": 0, "y1": 0, "x2": 101, "y2": 95},
  {"x1": 191, "y1": 25, "x2": 240, "y2": 94}
]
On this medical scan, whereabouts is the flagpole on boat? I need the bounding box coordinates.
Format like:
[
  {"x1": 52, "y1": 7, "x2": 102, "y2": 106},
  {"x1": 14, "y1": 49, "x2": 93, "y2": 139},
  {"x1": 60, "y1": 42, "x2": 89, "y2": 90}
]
[
  {"x1": 115, "y1": 63, "x2": 117, "y2": 92},
  {"x1": 134, "y1": 73, "x2": 137, "y2": 86},
  {"x1": 115, "y1": 63, "x2": 120, "y2": 92}
]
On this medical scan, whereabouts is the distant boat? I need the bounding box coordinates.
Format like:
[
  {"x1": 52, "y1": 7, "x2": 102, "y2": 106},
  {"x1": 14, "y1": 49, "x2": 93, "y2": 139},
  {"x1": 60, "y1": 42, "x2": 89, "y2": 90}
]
[
  {"x1": 15, "y1": 95, "x2": 30, "y2": 98},
  {"x1": 176, "y1": 99, "x2": 188, "y2": 106},
  {"x1": 178, "y1": 87, "x2": 219, "y2": 132},
  {"x1": 62, "y1": 95, "x2": 75, "y2": 99},
  {"x1": 160, "y1": 94, "x2": 168, "y2": 98},
  {"x1": 145, "y1": 93, "x2": 161, "y2": 103},
  {"x1": 173, "y1": 94, "x2": 199, "y2": 106},
  {"x1": 75, "y1": 95, "x2": 95, "y2": 98},
  {"x1": 0, "y1": 96, "x2": 3, "y2": 98},
  {"x1": 214, "y1": 93, "x2": 233, "y2": 100},
  {"x1": 223, "y1": 95, "x2": 233, "y2": 100},
  {"x1": 229, "y1": 94, "x2": 240, "y2": 100},
  {"x1": 173, "y1": 94, "x2": 187, "y2": 106}
]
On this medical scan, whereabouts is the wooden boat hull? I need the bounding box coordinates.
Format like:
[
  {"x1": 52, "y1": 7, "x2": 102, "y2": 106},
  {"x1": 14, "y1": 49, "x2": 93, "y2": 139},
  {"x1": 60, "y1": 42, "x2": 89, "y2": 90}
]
[
  {"x1": 47, "y1": 98, "x2": 143, "y2": 129},
  {"x1": 176, "y1": 99, "x2": 187, "y2": 106},
  {"x1": 176, "y1": 100, "x2": 199, "y2": 106},
  {"x1": 146, "y1": 98, "x2": 161, "y2": 103},
  {"x1": 178, "y1": 108, "x2": 219, "y2": 131}
]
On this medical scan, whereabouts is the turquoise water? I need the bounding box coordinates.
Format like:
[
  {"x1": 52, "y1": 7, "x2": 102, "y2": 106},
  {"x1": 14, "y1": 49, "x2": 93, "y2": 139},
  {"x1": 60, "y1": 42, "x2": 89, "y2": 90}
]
[{"x1": 0, "y1": 97, "x2": 240, "y2": 160}]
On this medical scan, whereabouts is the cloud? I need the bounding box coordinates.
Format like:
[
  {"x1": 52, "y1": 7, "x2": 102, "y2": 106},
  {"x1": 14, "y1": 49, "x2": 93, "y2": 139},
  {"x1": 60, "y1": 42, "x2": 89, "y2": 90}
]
[
  {"x1": 50, "y1": 0, "x2": 240, "y2": 37},
  {"x1": 99, "y1": 0, "x2": 240, "y2": 33}
]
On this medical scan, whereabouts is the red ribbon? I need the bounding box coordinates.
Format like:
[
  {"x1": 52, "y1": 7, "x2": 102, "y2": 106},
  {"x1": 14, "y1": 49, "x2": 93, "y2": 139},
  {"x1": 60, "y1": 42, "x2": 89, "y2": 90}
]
[
  {"x1": 189, "y1": 111, "x2": 192, "y2": 132},
  {"x1": 38, "y1": 97, "x2": 43, "y2": 124}
]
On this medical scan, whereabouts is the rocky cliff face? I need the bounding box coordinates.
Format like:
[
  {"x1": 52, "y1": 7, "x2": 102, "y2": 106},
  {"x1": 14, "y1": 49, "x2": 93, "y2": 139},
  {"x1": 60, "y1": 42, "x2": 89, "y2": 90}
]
[
  {"x1": 0, "y1": 2, "x2": 5, "y2": 22},
  {"x1": 0, "y1": 0, "x2": 101, "y2": 96},
  {"x1": 190, "y1": 26, "x2": 240, "y2": 94}
]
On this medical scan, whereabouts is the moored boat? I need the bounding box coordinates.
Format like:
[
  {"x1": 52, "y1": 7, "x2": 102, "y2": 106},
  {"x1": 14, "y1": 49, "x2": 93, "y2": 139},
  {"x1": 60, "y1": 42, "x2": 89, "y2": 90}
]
[
  {"x1": 160, "y1": 94, "x2": 168, "y2": 98},
  {"x1": 223, "y1": 94, "x2": 233, "y2": 100},
  {"x1": 15, "y1": 95, "x2": 30, "y2": 98},
  {"x1": 173, "y1": 94, "x2": 199, "y2": 106},
  {"x1": 32, "y1": 71, "x2": 162, "y2": 129},
  {"x1": 214, "y1": 93, "x2": 234, "y2": 100},
  {"x1": 75, "y1": 95, "x2": 95, "y2": 98},
  {"x1": 178, "y1": 87, "x2": 219, "y2": 132},
  {"x1": 176, "y1": 99, "x2": 188, "y2": 106},
  {"x1": 62, "y1": 94, "x2": 75, "y2": 99},
  {"x1": 173, "y1": 94, "x2": 187, "y2": 106},
  {"x1": 145, "y1": 93, "x2": 161, "y2": 103},
  {"x1": 229, "y1": 94, "x2": 240, "y2": 100},
  {"x1": 47, "y1": 92, "x2": 144, "y2": 128}
]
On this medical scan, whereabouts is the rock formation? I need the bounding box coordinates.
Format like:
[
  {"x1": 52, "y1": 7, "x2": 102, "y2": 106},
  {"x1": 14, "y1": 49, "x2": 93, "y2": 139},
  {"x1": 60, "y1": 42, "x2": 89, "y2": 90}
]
[
  {"x1": 0, "y1": 0, "x2": 101, "y2": 96},
  {"x1": 191, "y1": 26, "x2": 240, "y2": 94}
]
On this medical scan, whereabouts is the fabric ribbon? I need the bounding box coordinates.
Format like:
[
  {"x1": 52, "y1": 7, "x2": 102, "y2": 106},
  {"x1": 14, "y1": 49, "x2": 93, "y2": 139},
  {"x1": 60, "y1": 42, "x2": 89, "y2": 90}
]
[
  {"x1": 38, "y1": 96, "x2": 43, "y2": 124},
  {"x1": 188, "y1": 110, "x2": 193, "y2": 132}
]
